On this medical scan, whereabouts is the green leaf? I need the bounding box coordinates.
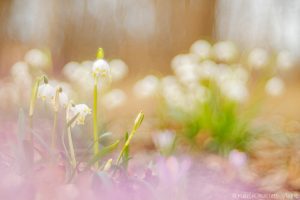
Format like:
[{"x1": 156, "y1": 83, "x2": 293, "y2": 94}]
[
  {"x1": 123, "y1": 132, "x2": 129, "y2": 167},
  {"x1": 87, "y1": 140, "x2": 120, "y2": 168}
]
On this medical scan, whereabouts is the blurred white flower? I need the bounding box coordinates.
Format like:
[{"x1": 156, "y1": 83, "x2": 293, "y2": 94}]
[
  {"x1": 0, "y1": 82, "x2": 19, "y2": 108},
  {"x1": 103, "y1": 89, "x2": 126, "y2": 109},
  {"x1": 276, "y1": 50, "x2": 295, "y2": 71},
  {"x1": 221, "y1": 79, "x2": 248, "y2": 102},
  {"x1": 217, "y1": 65, "x2": 249, "y2": 85},
  {"x1": 10, "y1": 62, "x2": 32, "y2": 92},
  {"x1": 153, "y1": 130, "x2": 176, "y2": 151},
  {"x1": 75, "y1": 68, "x2": 94, "y2": 89},
  {"x1": 81, "y1": 60, "x2": 93, "y2": 69},
  {"x1": 265, "y1": 77, "x2": 285, "y2": 96},
  {"x1": 212, "y1": 41, "x2": 238, "y2": 63},
  {"x1": 233, "y1": 66, "x2": 249, "y2": 83},
  {"x1": 161, "y1": 76, "x2": 186, "y2": 109},
  {"x1": 68, "y1": 104, "x2": 91, "y2": 126},
  {"x1": 109, "y1": 59, "x2": 128, "y2": 81},
  {"x1": 133, "y1": 75, "x2": 160, "y2": 98},
  {"x1": 197, "y1": 60, "x2": 218, "y2": 80},
  {"x1": 62, "y1": 62, "x2": 81, "y2": 81},
  {"x1": 173, "y1": 63, "x2": 199, "y2": 85},
  {"x1": 10, "y1": 62, "x2": 30, "y2": 78},
  {"x1": 171, "y1": 54, "x2": 198, "y2": 70},
  {"x1": 37, "y1": 83, "x2": 55, "y2": 102},
  {"x1": 187, "y1": 84, "x2": 209, "y2": 104},
  {"x1": 190, "y1": 40, "x2": 211, "y2": 60},
  {"x1": 248, "y1": 48, "x2": 269, "y2": 69},
  {"x1": 24, "y1": 49, "x2": 48, "y2": 69},
  {"x1": 92, "y1": 59, "x2": 110, "y2": 78}
]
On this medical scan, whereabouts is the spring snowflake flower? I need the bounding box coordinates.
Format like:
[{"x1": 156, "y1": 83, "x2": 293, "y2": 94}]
[
  {"x1": 276, "y1": 50, "x2": 295, "y2": 71},
  {"x1": 92, "y1": 59, "x2": 110, "y2": 78},
  {"x1": 37, "y1": 83, "x2": 55, "y2": 102},
  {"x1": 265, "y1": 77, "x2": 285, "y2": 96},
  {"x1": 221, "y1": 79, "x2": 248, "y2": 102},
  {"x1": 68, "y1": 104, "x2": 91, "y2": 126},
  {"x1": 24, "y1": 49, "x2": 48, "y2": 69},
  {"x1": 10, "y1": 62, "x2": 32, "y2": 92},
  {"x1": 109, "y1": 59, "x2": 128, "y2": 82},
  {"x1": 103, "y1": 89, "x2": 126, "y2": 109},
  {"x1": 62, "y1": 62, "x2": 81, "y2": 81},
  {"x1": 197, "y1": 60, "x2": 218, "y2": 81},
  {"x1": 161, "y1": 76, "x2": 187, "y2": 109},
  {"x1": 133, "y1": 75, "x2": 160, "y2": 98},
  {"x1": 212, "y1": 41, "x2": 238, "y2": 63},
  {"x1": 173, "y1": 63, "x2": 199, "y2": 85},
  {"x1": 57, "y1": 91, "x2": 69, "y2": 108},
  {"x1": 248, "y1": 48, "x2": 269, "y2": 69},
  {"x1": 10, "y1": 62, "x2": 30, "y2": 78},
  {"x1": 171, "y1": 54, "x2": 198, "y2": 70},
  {"x1": 190, "y1": 40, "x2": 211, "y2": 60}
]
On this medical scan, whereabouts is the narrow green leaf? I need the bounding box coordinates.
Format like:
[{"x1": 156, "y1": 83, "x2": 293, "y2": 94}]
[{"x1": 87, "y1": 140, "x2": 120, "y2": 168}]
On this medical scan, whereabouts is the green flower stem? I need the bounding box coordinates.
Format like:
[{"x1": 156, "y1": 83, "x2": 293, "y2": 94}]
[
  {"x1": 51, "y1": 87, "x2": 61, "y2": 151},
  {"x1": 67, "y1": 127, "x2": 77, "y2": 167},
  {"x1": 28, "y1": 77, "x2": 43, "y2": 140},
  {"x1": 51, "y1": 111, "x2": 58, "y2": 150},
  {"x1": 116, "y1": 112, "x2": 144, "y2": 165},
  {"x1": 93, "y1": 78, "x2": 99, "y2": 168}
]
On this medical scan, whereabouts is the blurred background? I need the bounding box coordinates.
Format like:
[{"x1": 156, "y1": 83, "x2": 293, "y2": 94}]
[
  {"x1": 1, "y1": 0, "x2": 299, "y2": 75},
  {"x1": 1, "y1": 0, "x2": 300, "y2": 121},
  {"x1": 2, "y1": 1, "x2": 300, "y2": 194}
]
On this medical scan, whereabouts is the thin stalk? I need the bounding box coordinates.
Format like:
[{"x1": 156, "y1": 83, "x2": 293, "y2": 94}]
[
  {"x1": 28, "y1": 77, "x2": 42, "y2": 140},
  {"x1": 93, "y1": 78, "x2": 99, "y2": 168},
  {"x1": 67, "y1": 127, "x2": 77, "y2": 167},
  {"x1": 51, "y1": 111, "x2": 58, "y2": 150},
  {"x1": 27, "y1": 76, "x2": 44, "y2": 165},
  {"x1": 51, "y1": 87, "x2": 61, "y2": 151}
]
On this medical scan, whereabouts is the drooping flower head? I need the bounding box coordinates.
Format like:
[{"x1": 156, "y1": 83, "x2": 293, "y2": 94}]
[
  {"x1": 52, "y1": 87, "x2": 69, "y2": 110},
  {"x1": 67, "y1": 104, "x2": 91, "y2": 126},
  {"x1": 37, "y1": 83, "x2": 55, "y2": 102}
]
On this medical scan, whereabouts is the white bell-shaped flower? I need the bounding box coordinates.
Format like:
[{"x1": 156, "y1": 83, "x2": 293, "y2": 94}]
[
  {"x1": 68, "y1": 104, "x2": 91, "y2": 126},
  {"x1": 37, "y1": 83, "x2": 55, "y2": 102},
  {"x1": 92, "y1": 59, "x2": 110, "y2": 78},
  {"x1": 58, "y1": 91, "x2": 69, "y2": 108}
]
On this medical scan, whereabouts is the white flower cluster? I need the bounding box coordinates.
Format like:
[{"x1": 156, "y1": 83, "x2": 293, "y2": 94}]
[
  {"x1": 2, "y1": 49, "x2": 50, "y2": 108},
  {"x1": 62, "y1": 59, "x2": 127, "y2": 94},
  {"x1": 37, "y1": 80, "x2": 91, "y2": 126},
  {"x1": 133, "y1": 40, "x2": 293, "y2": 111},
  {"x1": 37, "y1": 83, "x2": 69, "y2": 108}
]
